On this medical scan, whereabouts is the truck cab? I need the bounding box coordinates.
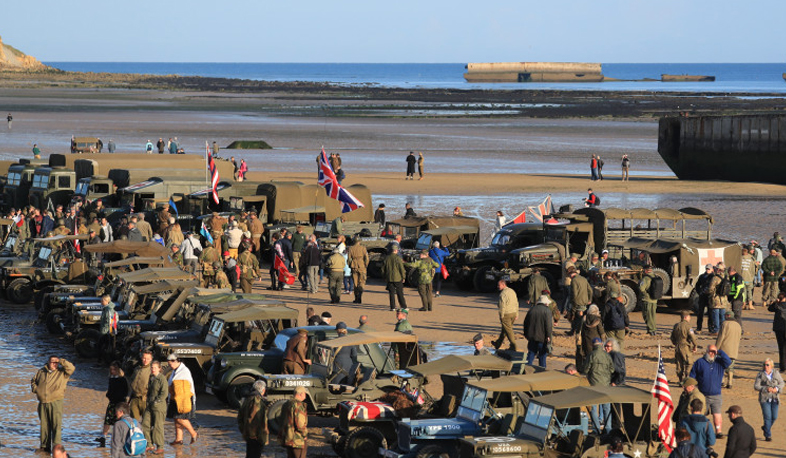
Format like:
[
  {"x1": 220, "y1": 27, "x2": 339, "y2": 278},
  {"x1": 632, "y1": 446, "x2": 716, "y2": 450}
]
[{"x1": 29, "y1": 167, "x2": 76, "y2": 210}]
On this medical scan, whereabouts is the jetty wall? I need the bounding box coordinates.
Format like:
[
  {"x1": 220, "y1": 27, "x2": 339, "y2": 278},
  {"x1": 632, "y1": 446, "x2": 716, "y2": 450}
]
[{"x1": 464, "y1": 62, "x2": 603, "y2": 83}]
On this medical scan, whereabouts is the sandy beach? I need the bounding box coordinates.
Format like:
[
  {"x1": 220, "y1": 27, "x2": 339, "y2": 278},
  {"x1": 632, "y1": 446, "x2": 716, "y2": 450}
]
[{"x1": 0, "y1": 78, "x2": 785, "y2": 456}]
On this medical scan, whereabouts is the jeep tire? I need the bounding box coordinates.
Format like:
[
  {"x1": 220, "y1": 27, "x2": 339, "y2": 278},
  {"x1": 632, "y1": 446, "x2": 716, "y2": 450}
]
[
  {"x1": 267, "y1": 399, "x2": 288, "y2": 436},
  {"x1": 620, "y1": 284, "x2": 639, "y2": 313},
  {"x1": 74, "y1": 329, "x2": 102, "y2": 359},
  {"x1": 416, "y1": 443, "x2": 455, "y2": 458},
  {"x1": 8, "y1": 277, "x2": 33, "y2": 304},
  {"x1": 345, "y1": 426, "x2": 387, "y2": 458},
  {"x1": 227, "y1": 374, "x2": 256, "y2": 409},
  {"x1": 473, "y1": 265, "x2": 497, "y2": 293}
]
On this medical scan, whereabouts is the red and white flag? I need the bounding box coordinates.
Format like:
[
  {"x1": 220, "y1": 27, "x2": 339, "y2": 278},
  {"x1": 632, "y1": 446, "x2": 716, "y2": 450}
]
[
  {"x1": 528, "y1": 195, "x2": 555, "y2": 223},
  {"x1": 206, "y1": 142, "x2": 220, "y2": 204},
  {"x1": 652, "y1": 345, "x2": 676, "y2": 452},
  {"x1": 509, "y1": 209, "x2": 527, "y2": 225},
  {"x1": 274, "y1": 255, "x2": 296, "y2": 285}
]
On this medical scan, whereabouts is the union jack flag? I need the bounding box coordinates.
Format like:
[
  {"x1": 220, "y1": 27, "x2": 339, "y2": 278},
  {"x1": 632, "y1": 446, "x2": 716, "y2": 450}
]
[
  {"x1": 652, "y1": 346, "x2": 676, "y2": 452},
  {"x1": 318, "y1": 148, "x2": 364, "y2": 213},
  {"x1": 207, "y1": 142, "x2": 220, "y2": 204},
  {"x1": 528, "y1": 195, "x2": 555, "y2": 223}
]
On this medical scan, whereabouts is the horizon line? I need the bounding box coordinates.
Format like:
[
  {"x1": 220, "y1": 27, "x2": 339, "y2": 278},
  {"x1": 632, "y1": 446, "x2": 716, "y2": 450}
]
[{"x1": 42, "y1": 61, "x2": 786, "y2": 65}]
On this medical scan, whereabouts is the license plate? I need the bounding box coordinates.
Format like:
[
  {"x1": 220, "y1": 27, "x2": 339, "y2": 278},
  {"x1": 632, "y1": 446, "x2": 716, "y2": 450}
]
[
  {"x1": 379, "y1": 448, "x2": 401, "y2": 458},
  {"x1": 485, "y1": 272, "x2": 495, "y2": 280},
  {"x1": 205, "y1": 386, "x2": 214, "y2": 395}
]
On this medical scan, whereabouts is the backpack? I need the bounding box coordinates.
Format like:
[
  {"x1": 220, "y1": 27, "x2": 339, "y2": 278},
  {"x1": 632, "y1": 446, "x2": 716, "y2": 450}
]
[
  {"x1": 648, "y1": 275, "x2": 664, "y2": 299},
  {"x1": 121, "y1": 417, "x2": 147, "y2": 456},
  {"x1": 594, "y1": 195, "x2": 601, "y2": 206},
  {"x1": 716, "y1": 276, "x2": 731, "y2": 297},
  {"x1": 605, "y1": 301, "x2": 627, "y2": 330}
]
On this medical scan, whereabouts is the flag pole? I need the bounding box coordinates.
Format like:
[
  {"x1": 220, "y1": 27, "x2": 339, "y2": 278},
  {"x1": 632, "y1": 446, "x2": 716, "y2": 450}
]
[{"x1": 205, "y1": 141, "x2": 210, "y2": 188}]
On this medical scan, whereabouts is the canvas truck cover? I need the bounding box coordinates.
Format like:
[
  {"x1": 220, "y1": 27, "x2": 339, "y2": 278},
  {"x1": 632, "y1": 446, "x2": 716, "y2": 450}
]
[
  {"x1": 319, "y1": 331, "x2": 419, "y2": 349},
  {"x1": 131, "y1": 280, "x2": 199, "y2": 295},
  {"x1": 84, "y1": 240, "x2": 170, "y2": 258},
  {"x1": 468, "y1": 371, "x2": 589, "y2": 394},
  {"x1": 388, "y1": 215, "x2": 481, "y2": 230},
  {"x1": 529, "y1": 385, "x2": 651, "y2": 410},
  {"x1": 32, "y1": 234, "x2": 90, "y2": 242},
  {"x1": 102, "y1": 256, "x2": 170, "y2": 268},
  {"x1": 407, "y1": 354, "x2": 513, "y2": 376},
  {"x1": 618, "y1": 237, "x2": 742, "y2": 275},
  {"x1": 193, "y1": 292, "x2": 267, "y2": 304},
  {"x1": 117, "y1": 268, "x2": 196, "y2": 283},
  {"x1": 421, "y1": 226, "x2": 479, "y2": 247},
  {"x1": 213, "y1": 305, "x2": 299, "y2": 323}
]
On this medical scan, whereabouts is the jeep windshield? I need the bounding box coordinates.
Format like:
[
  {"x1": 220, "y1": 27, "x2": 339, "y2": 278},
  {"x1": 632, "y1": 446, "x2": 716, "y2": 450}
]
[
  {"x1": 490, "y1": 230, "x2": 512, "y2": 247},
  {"x1": 38, "y1": 246, "x2": 52, "y2": 261},
  {"x1": 457, "y1": 385, "x2": 488, "y2": 423},
  {"x1": 414, "y1": 233, "x2": 432, "y2": 251},
  {"x1": 519, "y1": 402, "x2": 554, "y2": 442},
  {"x1": 75, "y1": 180, "x2": 88, "y2": 197},
  {"x1": 4, "y1": 235, "x2": 16, "y2": 251}
]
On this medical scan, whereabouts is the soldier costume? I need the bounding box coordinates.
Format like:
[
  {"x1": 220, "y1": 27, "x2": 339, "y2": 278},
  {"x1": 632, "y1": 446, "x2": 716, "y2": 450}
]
[
  {"x1": 238, "y1": 249, "x2": 260, "y2": 294},
  {"x1": 214, "y1": 262, "x2": 231, "y2": 289},
  {"x1": 527, "y1": 270, "x2": 549, "y2": 305},
  {"x1": 238, "y1": 382, "x2": 270, "y2": 458},
  {"x1": 406, "y1": 251, "x2": 438, "y2": 311},
  {"x1": 671, "y1": 312, "x2": 698, "y2": 383},
  {"x1": 394, "y1": 309, "x2": 413, "y2": 333},
  {"x1": 282, "y1": 329, "x2": 309, "y2": 375},
  {"x1": 199, "y1": 242, "x2": 220, "y2": 288},
  {"x1": 569, "y1": 268, "x2": 593, "y2": 336},
  {"x1": 492, "y1": 283, "x2": 519, "y2": 351},
  {"x1": 672, "y1": 377, "x2": 706, "y2": 424},
  {"x1": 142, "y1": 370, "x2": 168, "y2": 453},
  {"x1": 347, "y1": 239, "x2": 370, "y2": 304},
  {"x1": 31, "y1": 357, "x2": 75, "y2": 452},
  {"x1": 280, "y1": 390, "x2": 308, "y2": 458},
  {"x1": 639, "y1": 267, "x2": 658, "y2": 335}
]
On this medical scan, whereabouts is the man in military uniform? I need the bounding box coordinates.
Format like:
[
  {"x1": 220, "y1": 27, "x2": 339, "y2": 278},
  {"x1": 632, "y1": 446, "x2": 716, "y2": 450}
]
[
  {"x1": 695, "y1": 264, "x2": 715, "y2": 333},
  {"x1": 199, "y1": 241, "x2": 220, "y2": 288},
  {"x1": 586, "y1": 252, "x2": 602, "y2": 271},
  {"x1": 214, "y1": 262, "x2": 231, "y2": 289},
  {"x1": 740, "y1": 247, "x2": 756, "y2": 310},
  {"x1": 394, "y1": 308, "x2": 413, "y2": 333},
  {"x1": 347, "y1": 236, "x2": 369, "y2": 304},
  {"x1": 142, "y1": 360, "x2": 167, "y2": 455},
  {"x1": 157, "y1": 203, "x2": 171, "y2": 234},
  {"x1": 672, "y1": 377, "x2": 706, "y2": 424},
  {"x1": 569, "y1": 267, "x2": 593, "y2": 336},
  {"x1": 671, "y1": 310, "x2": 698, "y2": 383},
  {"x1": 52, "y1": 220, "x2": 70, "y2": 236},
  {"x1": 708, "y1": 264, "x2": 729, "y2": 335},
  {"x1": 134, "y1": 214, "x2": 153, "y2": 242},
  {"x1": 406, "y1": 250, "x2": 438, "y2": 312},
  {"x1": 330, "y1": 215, "x2": 344, "y2": 237},
  {"x1": 291, "y1": 225, "x2": 307, "y2": 287},
  {"x1": 585, "y1": 337, "x2": 614, "y2": 431},
  {"x1": 762, "y1": 248, "x2": 783, "y2": 307},
  {"x1": 527, "y1": 269, "x2": 549, "y2": 306},
  {"x1": 382, "y1": 245, "x2": 407, "y2": 311},
  {"x1": 639, "y1": 265, "x2": 658, "y2": 336},
  {"x1": 248, "y1": 212, "x2": 265, "y2": 256},
  {"x1": 492, "y1": 279, "x2": 519, "y2": 351},
  {"x1": 473, "y1": 333, "x2": 491, "y2": 356},
  {"x1": 282, "y1": 329, "x2": 311, "y2": 375},
  {"x1": 170, "y1": 244, "x2": 184, "y2": 269},
  {"x1": 238, "y1": 247, "x2": 260, "y2": 294},
  {"x1": 238, "y1": 380, "x2": 270, "y2": 458},
  {"x1": 208, "y1": 212, "x2": 228, "y2": 254},
  {"x1": 31, "y1": 355, "x2": 76, "y2": 453},
  {"x1": 561, "y1": 253, "x2": 580, "y2": 312},
  {"x1": 280, "y1": 386, "x2": 309, "y2": 458},
  {"x1": 128, "y1": 351, "x2": 152, "y2": 421},
  {"x1": 325, "y1": 248, "x2": 346, "y2": 304}
]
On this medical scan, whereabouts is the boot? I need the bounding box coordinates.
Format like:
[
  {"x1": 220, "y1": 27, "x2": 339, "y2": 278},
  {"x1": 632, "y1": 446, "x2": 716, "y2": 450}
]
[
  {"x1": 353, "y1": 288, "x2": 362, "y2": 304},
  {"x1": 727, "y1": 372, "x2": 733, "y2": 389}
]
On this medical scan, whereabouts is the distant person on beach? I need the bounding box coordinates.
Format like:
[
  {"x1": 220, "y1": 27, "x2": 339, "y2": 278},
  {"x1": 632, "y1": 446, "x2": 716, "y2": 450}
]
[
  {"x1": 96, "y1": 138, "x2": 103, "y2": 153},
  {"x1": 494, "y1": 210, "x2": 506, "y2": 232},
  {"x1": 621, "y1": 154, "x2": 630, "y2": 181},
  {"x1": 169, "y1": 137, "x2": 178, "y2": 154},
  {"x1": 374, "y1": 204, "x2": 386, "y2": 228},
  {"x1": 231, "y1": 156, "x2": 239, "y2": 180},
  {"x1": 7, "y1": 113, "x2": 11, "y2": 129},
  {"x1": 590, "y1": 154, "x2": 599, "y2": 181},
  {"x1": 597, "y1": 155, "x2": 604, "y2": 180},
  {"x1": 406, "y1": 151, "x2": 417, "y2": 180},
  {"x1": 584, "y1": 189, "x2": 599, "y2": 208},
  {"x1": 145, "y1": 140, "x2": 153, "y2": 154},
  {"x1": 212, "y1": 141, "x2": 219, "y2": 157},
  {"x1": 33, "y1": 143, "x2": 41, "y2": 158},
  {"x1": 404, "y1": 203, "x2": 416, "y2": 218},
  {"x1": 418, "y1": 152, "x2": 424, "y2": 180},
  {"x1": 156, "y1": 138, "x2": 165, "y2": 154},
  {"x1": 239, "y1": 159, "x2": 248, "y2": 181},
  {"x1": 107, "y1": 139, "x2": 116, "y2": 153}
]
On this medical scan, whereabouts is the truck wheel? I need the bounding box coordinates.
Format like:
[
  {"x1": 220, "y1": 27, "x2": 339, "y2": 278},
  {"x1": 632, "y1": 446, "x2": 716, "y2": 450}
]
[
  {"x1": 416, "y1": 443, "x2": 455, "y2": 458},
  {"x1": 331, "y1": 433, "x2": 349, "y2": 457},
  {"x1": 620, "y1": 285, "x2": 639, "y2": 313},
  {"x1": 74, "y1": 329, "x2": 102, "y2": 359},
  {"x1": 45, "y1": 308, "x2": 66, "y2": 334},
  {"x1": 35, "y1": 286, "x2": 55, "y2": 311},
  {"x1": 227, "y1": 375, "x2": 255, "y2": 409},
  {"x1": 345, "y1": 426, "x2": 388, "y2": 458},
  {"x1": 267, "y1": 399, "x2": 288, "y2": 435},
  {"x1": 473, "y1": 266, "x2": 497, "y2": 293},
  {"x1": 8, "y1": 278, "x2": 33, "y2": 304},
  {"x1": 456, "y1": 271, "x2": 474, "y2": 291},
  {"x1": 652, "y1": 268, "x2": 671, "y2": 293}
]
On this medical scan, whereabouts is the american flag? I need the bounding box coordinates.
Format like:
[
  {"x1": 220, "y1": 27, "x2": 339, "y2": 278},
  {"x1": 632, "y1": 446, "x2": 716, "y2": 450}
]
[
  {"x1": 318, "y1": 147, "x2": 364, "y2": 213},
  {"x1": 206, "y1": 142, "x2": 220, "y2": 204},
  {"x1": 652, "y1": 346, "x2": 676, "y2": 452},
  {"x1": 528, "y1": 195, "x2": 555, "y2": 223}
]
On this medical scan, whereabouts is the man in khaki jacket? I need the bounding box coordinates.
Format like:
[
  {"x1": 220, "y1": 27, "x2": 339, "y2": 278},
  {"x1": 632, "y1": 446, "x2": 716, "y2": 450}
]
[
  {"x1": 128, "y1": 350, "x2": 153, "y2": 420},
  {"x1": 492, "y1": 279, "x2": 519, "y2": 351},
  {"x1": 31, "y1": 355, "x2": 75, "y2": 453},
  {"x1": 347, "y1": 237, "x2": 370, "y2": 304}
]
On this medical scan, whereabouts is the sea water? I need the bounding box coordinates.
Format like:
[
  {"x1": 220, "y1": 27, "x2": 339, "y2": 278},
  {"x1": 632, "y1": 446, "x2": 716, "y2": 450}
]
[{"x1": 44, "y1": 62, "x2": 786, "y2": 94}]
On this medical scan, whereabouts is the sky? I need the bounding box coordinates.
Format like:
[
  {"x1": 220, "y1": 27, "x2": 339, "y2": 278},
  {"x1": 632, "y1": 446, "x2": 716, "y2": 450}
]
[{"x1": 1, "y1": 0, "x2": 783, "y2": 63}]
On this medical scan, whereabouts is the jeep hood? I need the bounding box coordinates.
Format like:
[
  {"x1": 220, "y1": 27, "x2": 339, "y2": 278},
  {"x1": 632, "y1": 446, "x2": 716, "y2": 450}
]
[
  {"x1": 157, "y1": 341, "x2": 214, "y2": 355},
  {"x1": 404, "y1": 417, "x2": 479, "y2": 438},
  {"x1": 462, "y1": 436, "x2": 542, "y2": 456}
]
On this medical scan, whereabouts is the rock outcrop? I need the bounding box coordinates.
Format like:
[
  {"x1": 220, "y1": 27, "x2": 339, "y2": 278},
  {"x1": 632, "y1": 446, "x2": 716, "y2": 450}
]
[{"x1": 0, "y1": 35, "x2": 49, "y2": 71}]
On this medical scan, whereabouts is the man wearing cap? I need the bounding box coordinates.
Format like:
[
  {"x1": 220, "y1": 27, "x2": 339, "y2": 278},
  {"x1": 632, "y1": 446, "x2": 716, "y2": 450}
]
[
  {"x1": 213, "y1": 262, "x2": 231, "y2": 289},
  {"x1": 282, "y1": 329, "x2": 311, "y2": 375},
  {"x1": 527, "y1": 269, "x2": 549, "y2": 306},
  {"x1": 568, "y1": 267, "x2": 592, "y2": 336},
  {"x1": 708, "y1": 264, "x2": 729, "y2": 335},
  {"x1": 715, "y1": 310, "x2": 741, "y2": 389},
  {"x1": 740, "y1": 247, "x2": 756, "y2": 311},
  {"x1": 225, "y1": 220, "x2": 243, "y2": 259},
  {"x1": 472, "y1": 334, "x2": 491, "y2": 356},
  {"x1": 695, "y1": 263, "x2": 715, "y2": 333},
  {"x1": 406, "y1": 250, "x2": 438, "y2": 312},
  {"x1": 585, "y1": 337, "x2": 613, "y2": 431},
  {"x1": 382, "y1": 245, "x2": 408, "y2": 311},
  {"x1": 280, "y1": 386, "x2": 309, "y2": 458},
  {"x1": 394, "y1": 309, "x2": 412, "y2": 334},
  {"x1": 238, "y1": 246, "x2": 260, "y2": 294},
  {"x1": 347, "y1": 235, "x2": 370, "y2": 304},
  {"x1": 673, "y1": 377, "x2": 706, "y2": 424},
  {"x1": 725, "y1": 405, "x2": 756, "y2": 458},
  {"x1": 332, "y1": 323, "x2": 358, "y2": 384},
  {"x1": 321, "y1": 311, "x2": 333, "y2": 325},
  {"x1": 689, "y1": 345, "x2": 731, "y2": 438},
  {"x1": 761, "y1": 248, "x2": 782, "y2": 307},
  {"x1": 638, "y1": 265, "x2": 658, "y2": 336},
  {"x1": 325, "y1": 248, "x2": 346, "y2": 304},
  {"x1": 238, "y1": 380, "x2": 269, "y2": 458},
  {"x1": 199, "y1": 240, "x2": 221, "y2": 288},
  {"x1": 31, "y1": 355, "x2": 76, "y2": 453},
  {"x1": 248, "y1": 212, "x2": 264, "y2": 256},
  {"x1": 561, "y1": 253, "x2": 579, "y2": 313},
  {"x1": 492, "y1": 279, "x2": 518, "y2": 351},
  {"x1": 523, "y1": 295, "x2": 553, "y2": 367},
  {"x1": 671, "y1": 310, "x2": 698, "y2": 383},
  {"x1": 586, "y1": 252, "x2": 601, "y2": 271}
]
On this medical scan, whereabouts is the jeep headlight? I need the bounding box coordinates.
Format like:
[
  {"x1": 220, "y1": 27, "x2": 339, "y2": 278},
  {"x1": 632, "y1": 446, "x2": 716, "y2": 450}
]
[{"x1": 219, "y1": 359, "x2": 228, "y2": 369}]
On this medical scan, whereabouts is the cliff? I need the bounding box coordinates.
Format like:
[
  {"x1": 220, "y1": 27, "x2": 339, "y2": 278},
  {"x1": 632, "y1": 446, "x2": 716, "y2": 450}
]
[{"x1": 0, "y1": 35, "x2": 49, "y2": 71}]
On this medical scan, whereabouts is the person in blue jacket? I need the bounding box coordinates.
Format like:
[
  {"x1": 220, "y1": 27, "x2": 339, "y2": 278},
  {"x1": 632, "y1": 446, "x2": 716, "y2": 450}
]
[
  {"x1": 689, "y1": 345, "x2": 731, "y2": 439},
  {"x1": 429, "y1": 241, "x2": 450, "y2": 297},
  {"x1": 681, "y1": 398, "x2": 716, "y2": 452}
]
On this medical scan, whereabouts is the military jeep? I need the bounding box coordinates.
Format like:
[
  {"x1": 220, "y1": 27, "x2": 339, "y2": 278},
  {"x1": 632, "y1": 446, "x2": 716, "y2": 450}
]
[
  {"x1": 151, "y1": 303, "x2": 299, "y2": 386},
  {"x1": 401, "y1": 226, "x2": 481, "y2": 287},
  {"x1": 381, "y1": 371, "x2": 589, "y2": 458},
  {"x1": 458, "y1": 385, "x2": 663, "y2": 458}
]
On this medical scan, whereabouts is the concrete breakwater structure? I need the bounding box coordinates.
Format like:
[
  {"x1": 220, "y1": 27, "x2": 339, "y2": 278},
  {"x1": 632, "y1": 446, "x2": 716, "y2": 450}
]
[
  {"x1": 658, "y1": 113, "x2": 786, "y2": 185},
  {"x1": 464, "y1": 62, "x2": 604, "y2": 83}
]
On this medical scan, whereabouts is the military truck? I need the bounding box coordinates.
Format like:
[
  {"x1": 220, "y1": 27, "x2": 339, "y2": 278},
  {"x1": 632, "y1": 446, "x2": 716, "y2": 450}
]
[
  {"x1": 401, "y1": 226, "x2": 482, "y2": 286},
  {"x1": 489, "y1": 207, "x2": 714, "y2": 303},
  {"x1": 151, "y1": 303, "x2": 299, "y2": 385},
  {"x1": 381, "y1": 371, "x2": 589, "y2": 458},
  {"x1": 72, "y1": 137, "x2": 101, "y2": 154},
  {"x1": 3, "y1": 160, "x2": 44, "y2": 209},
  {"x1": 458, "y1": 386, "x2": 662, "y2": 458},
  {"x1": 329, "y1": 354, "x2": 517, "y2": 458},
  {"x1": 447, "y1": 223, "x2": 545, "y2": 292}
]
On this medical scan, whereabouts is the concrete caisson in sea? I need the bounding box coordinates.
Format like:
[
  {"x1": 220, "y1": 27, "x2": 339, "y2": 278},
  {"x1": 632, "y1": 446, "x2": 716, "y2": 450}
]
[
  {"x1": 464, "y1": 62, "x2": 604, "y2": 83},
  {"x1": 658, "y1": 113, "x2": 786, "y2": 185},
  {"x1": 661, "y1": 74, "x2": 715, "y2": 82}
]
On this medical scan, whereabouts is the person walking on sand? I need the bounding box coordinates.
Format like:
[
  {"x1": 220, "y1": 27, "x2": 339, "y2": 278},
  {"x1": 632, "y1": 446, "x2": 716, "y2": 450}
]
[
  {"x1": 7, "y1": 113, "x2": 11, "y2": 129},
  {"x1": 523, "y1": 295, "x2": 553, "y2": 367},
  {"x1": 166, "y1": 354, "x2": 198, "y2": 445},
  {"x1": 280, "y1": 386, "x2": 309, "y2": 458},
  {"x1": 724, "y1": 405, "x2": 756, "y2": 458},
  {"x1": 671, "y1": 310, "x2": 698, "y2": 384},
  {"x1": 382, "y1": 245, "x2": 407, "y2": 310},
  {"x1": 31, "y1": 355, "x2": 75, "y2": 453},
  {"x1": 690, "y1": 345, "x2": 731, "y2": 438},
  {"x1": 590, "y1": 154, "x2": 599, "y2": 181},
  {"x1": 621, "y1": 154, "x2": 630, "y2": 181},
  {"x1": 239, "y1": 159, "x2": 248, "y2": 181},
  {"x1": 212, "y1": 141, "x2": 219, "y2": 157},
  {"x1": 142, "y1": 360, "x2": 167, "y2": 455},
  {"x1": 597, "y1": 155, "x2": 604, "y2": 180},
  {"x1": 753, "y1": 358, "x2": 784, "y2": 442},
  {"x1": 33, "y1": 143, "x2": 41, "y2": 159},
  {"x1": 107, "y1": 139, "x2": 116, "y2": 153},
  {"x1": 238, "y1": 380, "x2": 270, "y2": 458},
  {"x1": 492, "y1": 279, "x2": 519, "y2": 351},
  {"x1": 405, "y1": 151, "x2": 417, "y2": 180},
  {"x1": 417, "y1": 152, "x2": 425, "y2": 180},
  {"x1": 145, "y1": 140, "x2": 153, "y2": 154}
]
